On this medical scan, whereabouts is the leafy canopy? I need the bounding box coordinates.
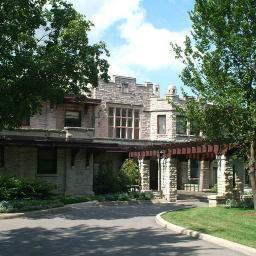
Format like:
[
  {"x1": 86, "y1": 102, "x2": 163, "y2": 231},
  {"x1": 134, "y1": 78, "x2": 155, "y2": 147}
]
[
  {"x1": 172, "y1": 0, "x2": 256, "y2": 209},
  {"x1": 172, "y1": 0, "x2": 256, "y2": 147},
  {"x1": 0, "y1": 0, "x2": 109, "y2": 128}
]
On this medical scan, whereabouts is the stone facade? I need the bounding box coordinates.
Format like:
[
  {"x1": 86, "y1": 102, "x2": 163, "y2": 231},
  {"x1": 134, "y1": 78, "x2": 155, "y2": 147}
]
[
  {"x1": 199, "y1": 160, "x2": 210, "y2": 191},
  {"x1": 160, "y1": 157, "x2": 177, "y2": 202},
  {"x1": 139, "y1": 159, "x2": 150, "y2": 191},
  {"x1": 0, "y1": 75, "x2": 249, "y2": 200},
  {"x1": 0, "y1": 146, "x2": 94, "y2": 195}
]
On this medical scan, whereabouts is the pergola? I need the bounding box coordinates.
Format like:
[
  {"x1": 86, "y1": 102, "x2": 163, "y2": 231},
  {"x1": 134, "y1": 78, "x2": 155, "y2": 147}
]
[{"x1": 129, "y1": 140, "x2": 229, "y2": 160}]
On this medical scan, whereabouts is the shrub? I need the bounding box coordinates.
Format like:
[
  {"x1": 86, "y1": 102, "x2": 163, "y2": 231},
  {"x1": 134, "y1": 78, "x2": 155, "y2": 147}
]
[
  {"x1": 0, "y1": 176, "x2": 54, "y2": 200},
  {"x1": 210, "y1": 184, "x2": 218, "y2": 193},
  {"x1": 0, "y1": 199, "x2": 64, "y2": 213},
  {"x1": 120, "y1": 159, "x2": 140, "y2": 186}
]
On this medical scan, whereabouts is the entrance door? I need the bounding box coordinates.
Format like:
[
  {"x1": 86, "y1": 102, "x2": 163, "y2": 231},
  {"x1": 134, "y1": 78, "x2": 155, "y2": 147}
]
[{"x1": 150, "y1": 160, "x2": 158, "y2": 190}]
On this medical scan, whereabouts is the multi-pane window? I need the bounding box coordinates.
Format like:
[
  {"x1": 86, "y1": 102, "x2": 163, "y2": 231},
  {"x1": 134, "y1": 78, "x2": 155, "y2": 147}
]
[
  {"x1": 108, "y1": 107, "x2": 140, "y2": 139},
  {"x1": 38, "y1": 148, "x2": 57, "y2": 174},
  {"x1": 176, "y1": 115, "x2": 186, "y2": 134},
  {"x1": 157, "y1": 115, "x2": 166, "y2": 134},
  {"x1": 0, "y1": 146, "x2": 4, "y2": 167},
  {"x1": 65, "y1": 111, "x2": 81, "y2": 127}
]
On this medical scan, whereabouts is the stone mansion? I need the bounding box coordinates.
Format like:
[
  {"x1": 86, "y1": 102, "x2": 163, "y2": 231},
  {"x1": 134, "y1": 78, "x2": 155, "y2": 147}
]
[{"x1": 0, "y1": 75, "x2": 250, "y2": 203}]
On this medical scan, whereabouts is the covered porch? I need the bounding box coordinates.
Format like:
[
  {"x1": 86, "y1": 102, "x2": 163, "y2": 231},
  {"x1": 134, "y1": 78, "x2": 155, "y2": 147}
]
[{"x1": 129, "y1": 141, "x2": 245, "y2": 203}]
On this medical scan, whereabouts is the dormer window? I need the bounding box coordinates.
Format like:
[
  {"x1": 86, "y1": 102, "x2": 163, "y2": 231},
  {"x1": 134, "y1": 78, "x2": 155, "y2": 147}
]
[
  {"x1": 121, "y1": 83, "x2": 129, "y2": 93},
  {"x1": 65, "y1": 111, "x2": 81, "y2": 127}
]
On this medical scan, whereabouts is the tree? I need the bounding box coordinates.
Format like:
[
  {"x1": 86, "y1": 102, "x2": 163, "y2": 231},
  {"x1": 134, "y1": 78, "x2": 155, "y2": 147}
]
[
  {"x1": 120, "y1": 159, "x2": 140, "y2": 187},
  {"x1": 0, "y1": 0, "x2": 109, "y2": 128},
  {"x1": 171, "y1": 0, "x2": 256, "y2": 209}
]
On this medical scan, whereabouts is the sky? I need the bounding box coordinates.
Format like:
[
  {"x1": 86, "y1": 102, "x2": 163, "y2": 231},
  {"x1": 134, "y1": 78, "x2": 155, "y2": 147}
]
[{"x1": 69, "y1": 0, "x2": 195, "y2": 96}]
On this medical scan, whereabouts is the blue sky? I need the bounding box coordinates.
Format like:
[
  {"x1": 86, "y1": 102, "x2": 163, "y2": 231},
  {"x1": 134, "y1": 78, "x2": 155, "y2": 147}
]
[{"x1": 69, "y1": 0, "x2": 195, "y2": 96}]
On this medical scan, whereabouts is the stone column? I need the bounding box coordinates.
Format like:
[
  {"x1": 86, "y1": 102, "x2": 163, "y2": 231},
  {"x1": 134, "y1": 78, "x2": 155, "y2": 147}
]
[
  {"x1": 217, "y1": 155, "x2": 233, "y2": 198},
  {"x1": 180, "y1": 160, "x2": 189, "y2": 190},
  {"x1": 138, "y1": 159, "x2": 150, "y2": 191},
  {"x1": 162, "y1": 157, "x2": 177, "y2": 202},
  {"x1": 199, "y1": 160, "x2": 210, "y2": 191}
]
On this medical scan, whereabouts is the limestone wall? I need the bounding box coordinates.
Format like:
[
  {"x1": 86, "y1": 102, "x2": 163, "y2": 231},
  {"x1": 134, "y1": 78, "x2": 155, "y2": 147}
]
[{"x1": 0, "y1": 146, "x2": 94, "y2": 195}]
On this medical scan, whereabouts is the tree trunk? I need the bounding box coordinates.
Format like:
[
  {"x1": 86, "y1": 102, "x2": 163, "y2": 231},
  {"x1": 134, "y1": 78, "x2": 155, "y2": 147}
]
[{"x1": 249, "y1": 141, "x2": 256, "y2": 210}]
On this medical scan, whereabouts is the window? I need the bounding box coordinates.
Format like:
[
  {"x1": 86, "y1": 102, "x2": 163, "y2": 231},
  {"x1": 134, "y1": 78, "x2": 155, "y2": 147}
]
[
  {"x1": 190, "y1": 160, "x2": 199, "y2": 179},
  {"x1": 190, "y1": 121, "x2": 200, "y2": 136},
  {"x1": 176, "y1": 115, "x2": 186, "y2": 134},
  {"x1": 0, "y1": 146, "x2": 4, "y2": 167},
  {"x1": 157, "y1": 115, "x2": 166, "y2": 134},
  {"x1": 121, "y1": 83, "x2": 129, "y2": 93},
  {"x1": 65, "y1": 111, "x2": 81, "y2": 127},
  {"x1": 108, "y1": 107, "x2": 140, "y2": 139},
  {"x1": 38, "y1": 148, "x2": 57, "y2": 174}
]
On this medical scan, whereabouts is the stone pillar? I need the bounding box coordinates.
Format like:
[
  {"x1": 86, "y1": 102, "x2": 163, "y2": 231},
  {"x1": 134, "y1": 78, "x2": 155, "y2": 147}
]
[
  {"x1": 199, "y1": 160, "x2": 210, "y2": 191},
  {"x1": 138, "y1": 159, "x2": 150, "y2": 191},
  {"x1": 180, "y1": 160, "x2": 189, "y2": 190},
  {"x1": 217, "y1": 155, "x2": 233, "y2": 198},
  {"x1": 162, "y1": 157, "x2": 177, "y2": 202}
]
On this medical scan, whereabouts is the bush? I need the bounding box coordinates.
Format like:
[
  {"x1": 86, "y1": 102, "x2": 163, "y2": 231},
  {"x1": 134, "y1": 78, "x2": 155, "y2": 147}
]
[
  {"x1": 0, "y1": 176, "x2": 54, "y2": 200},
  {"x1": 210, "y1": 184, "x2": 218, "y2": 193},
  {"x1": 58, "y1": 195, "x2": 92, "y2": 204},
  {"x1": 94, "y1": 159, "x2": 140, "y2": 195},
  {"x1": 119, "y1": 159, "x2": 140, "y2": 187},
  {"x1": 0, "y1": 199, "x2": 64, "y2": 213}
]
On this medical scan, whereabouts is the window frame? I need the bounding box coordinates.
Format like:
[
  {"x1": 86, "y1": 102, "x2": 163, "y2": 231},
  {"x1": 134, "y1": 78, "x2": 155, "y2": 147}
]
[
  {"x1": 190, "y1": 160, "x2": 199, "y2": 179},
  {"x1": 64, "y1": 110, "x2": 81, "y2": 127},
  {"x1": 108, "y1": 107, "x2": 140, "y2": 139},
  {"x1": 157, "y1": 115, "x2": 166, "y2": 134},
  {"x1": 176, "y1": 115, "x2": 187, "y2": 135}
]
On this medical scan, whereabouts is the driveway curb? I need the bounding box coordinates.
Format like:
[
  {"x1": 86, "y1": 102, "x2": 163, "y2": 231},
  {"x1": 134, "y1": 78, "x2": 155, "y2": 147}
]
[
  {"x1": 155, "y1": 211, "x2": 256, "y2": 256},
  {"x1": 0, "y1": 206, "x2": 71, "y2": 220},
  {"x1": 0, "y1": 199, "x2": 168, "y2": 220}
]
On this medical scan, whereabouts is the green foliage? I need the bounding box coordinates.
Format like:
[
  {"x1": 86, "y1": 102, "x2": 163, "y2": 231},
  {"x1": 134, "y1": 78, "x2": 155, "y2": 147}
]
[
  {"x1": 58, "y1": 195, "x2": 91, "y2": 204},
  {"x1": 93, "y1": 165, "x2": 126, "y2": 194},
  {"x1": 210, "y1": 184, "x2": 218, "y2": 193},
  {"x1": 239, "y1": 197, "x2": 254, "y2": 209},
  {"x1": 0, "y1": 199, "x2": 64, "y2": 213},
  {"x1": 57, "y1": 192, "x2": 153, "y2": 205},
  {"x1": 0, "y1": 176, "x2": 54, "y2": 200},
  {"x1": 93, "y1": 159, "x2": 140, "y2": 194},
  {"x1": 120, "y1": 159, "x2": 140, "y2": 186},
  {"x1": 0, "y1": 0, "x2": 109, "y2": 128},
  {"x1": 171, "y1": 0, "x2": 256, "y2": 209}
]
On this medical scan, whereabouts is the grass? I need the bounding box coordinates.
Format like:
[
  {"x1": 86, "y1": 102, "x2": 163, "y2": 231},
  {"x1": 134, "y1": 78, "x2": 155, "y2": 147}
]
[{"x1": 162, "y1": 207, "x2": 256, "y2": 249}]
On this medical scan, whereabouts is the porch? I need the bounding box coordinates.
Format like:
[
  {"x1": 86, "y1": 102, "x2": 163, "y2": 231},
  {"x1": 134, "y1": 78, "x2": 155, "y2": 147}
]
[{"x1": 129, "y1": 141, "x2": 246, "y2": 203}]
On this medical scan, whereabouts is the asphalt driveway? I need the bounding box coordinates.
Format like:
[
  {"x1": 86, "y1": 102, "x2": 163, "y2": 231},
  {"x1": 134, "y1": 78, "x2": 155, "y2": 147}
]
[{"x1": 0, "y1": 201, "x2": 247, "y2": 256}]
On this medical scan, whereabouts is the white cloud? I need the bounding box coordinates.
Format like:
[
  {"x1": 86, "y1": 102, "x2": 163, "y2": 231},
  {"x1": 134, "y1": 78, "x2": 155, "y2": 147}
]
[{"x1": 69, "y1": 0, "x2": 188, "y2": 78}]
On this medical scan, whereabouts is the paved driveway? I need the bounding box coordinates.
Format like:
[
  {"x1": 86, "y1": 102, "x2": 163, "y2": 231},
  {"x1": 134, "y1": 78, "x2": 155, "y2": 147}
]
[{"x1": 0, "y1": 201, "x2": 246, "y2": 256}]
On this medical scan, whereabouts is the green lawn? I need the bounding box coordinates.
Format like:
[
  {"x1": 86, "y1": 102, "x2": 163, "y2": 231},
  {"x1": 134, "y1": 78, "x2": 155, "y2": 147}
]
[{"x1": 162, "y1": 207, "x2": 256, "y2": 248}]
